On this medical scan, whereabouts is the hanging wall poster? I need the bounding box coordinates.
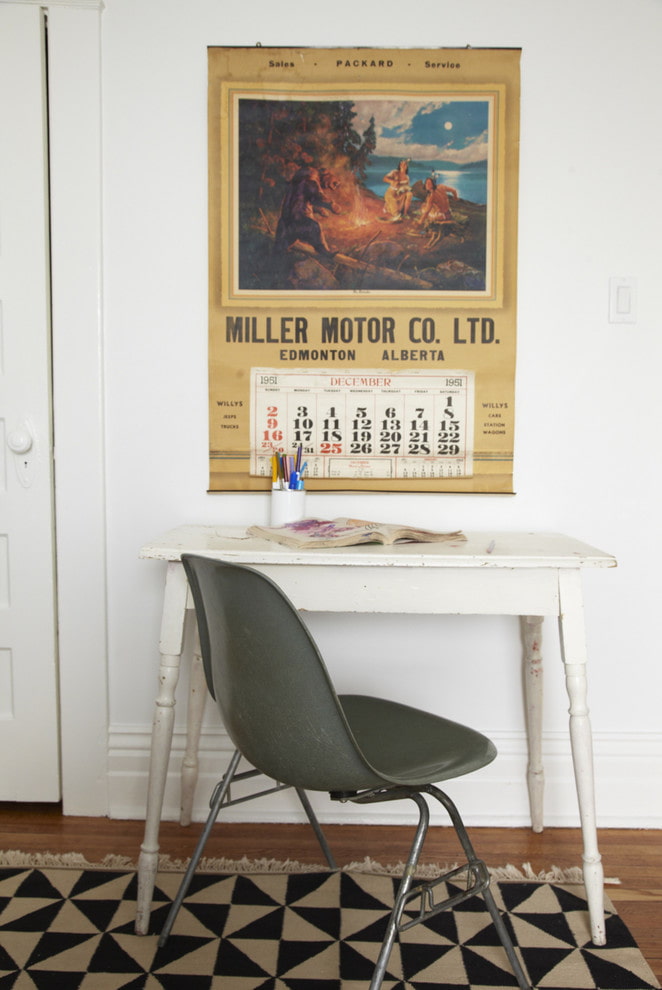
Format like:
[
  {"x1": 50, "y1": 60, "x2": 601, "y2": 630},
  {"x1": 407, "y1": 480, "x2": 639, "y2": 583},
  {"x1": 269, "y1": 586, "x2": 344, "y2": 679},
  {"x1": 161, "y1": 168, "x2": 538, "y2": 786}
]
[{"x1": 208, "y1": 46, "x2": 520, "y2": 492}]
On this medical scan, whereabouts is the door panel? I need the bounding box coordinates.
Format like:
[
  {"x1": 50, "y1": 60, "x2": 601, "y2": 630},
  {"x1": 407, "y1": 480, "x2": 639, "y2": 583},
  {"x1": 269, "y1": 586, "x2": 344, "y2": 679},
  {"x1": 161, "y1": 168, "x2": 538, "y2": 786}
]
[{"x1": 0, "y1": 3, "x2": 60, "y2": 800}]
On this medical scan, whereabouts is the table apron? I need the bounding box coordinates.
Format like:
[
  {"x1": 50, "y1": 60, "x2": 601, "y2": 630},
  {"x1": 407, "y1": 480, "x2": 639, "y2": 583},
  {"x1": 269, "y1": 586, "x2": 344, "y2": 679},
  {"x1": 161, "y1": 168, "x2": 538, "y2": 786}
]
[{"x1": 237, "y1": 563, "x2": 561, "y2": 615}]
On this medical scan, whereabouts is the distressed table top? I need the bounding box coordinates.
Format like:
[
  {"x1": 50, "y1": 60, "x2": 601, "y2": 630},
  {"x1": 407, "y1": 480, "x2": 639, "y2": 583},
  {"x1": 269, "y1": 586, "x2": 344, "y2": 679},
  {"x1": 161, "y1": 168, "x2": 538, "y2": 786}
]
[{"x1": 140, "y1": 526, "x2": 616, "y2": 570}]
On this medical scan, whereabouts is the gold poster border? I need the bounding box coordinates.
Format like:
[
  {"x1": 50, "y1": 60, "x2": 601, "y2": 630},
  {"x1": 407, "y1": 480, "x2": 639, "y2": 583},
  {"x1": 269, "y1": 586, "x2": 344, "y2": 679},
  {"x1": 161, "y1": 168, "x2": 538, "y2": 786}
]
[{"x1": 208, "y1": 46, "x2": 520, "y2": 494}]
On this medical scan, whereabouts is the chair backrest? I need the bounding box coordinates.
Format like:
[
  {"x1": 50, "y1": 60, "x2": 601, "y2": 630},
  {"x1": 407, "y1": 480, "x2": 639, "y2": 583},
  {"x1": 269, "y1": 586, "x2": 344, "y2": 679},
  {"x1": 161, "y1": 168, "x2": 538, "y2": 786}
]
[{"x1": 181, "y1": 554, "x2": 381, "y2": 793}]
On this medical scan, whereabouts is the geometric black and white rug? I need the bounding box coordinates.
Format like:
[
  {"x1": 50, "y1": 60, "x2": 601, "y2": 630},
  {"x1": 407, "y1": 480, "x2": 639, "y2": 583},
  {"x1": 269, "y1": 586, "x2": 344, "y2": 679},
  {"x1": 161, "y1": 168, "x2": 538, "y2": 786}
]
[{"x1": 0, "y1": 866, "x2": 659, "y2": 989}]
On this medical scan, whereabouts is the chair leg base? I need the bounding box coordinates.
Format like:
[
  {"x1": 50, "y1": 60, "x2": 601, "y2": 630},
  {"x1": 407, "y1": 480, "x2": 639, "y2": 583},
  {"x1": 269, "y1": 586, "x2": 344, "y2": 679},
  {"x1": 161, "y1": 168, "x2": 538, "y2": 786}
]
[
  {"x1": 158, "y1": 751, "x2": 336, "y2": 945},
  {"x1": 351, "y1": 785, "x2": 531, "y2": 990},
  {"x1": 398, "y1": 858, "x2": 490, "y2": 931}
]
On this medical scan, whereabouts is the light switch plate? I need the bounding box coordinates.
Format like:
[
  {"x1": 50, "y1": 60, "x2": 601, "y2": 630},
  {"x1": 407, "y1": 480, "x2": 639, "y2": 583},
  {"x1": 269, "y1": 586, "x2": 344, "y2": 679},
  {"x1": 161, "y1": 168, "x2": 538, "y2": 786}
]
[{"x1": 609, "y1": 276, "x2": 637, "y2": 323}]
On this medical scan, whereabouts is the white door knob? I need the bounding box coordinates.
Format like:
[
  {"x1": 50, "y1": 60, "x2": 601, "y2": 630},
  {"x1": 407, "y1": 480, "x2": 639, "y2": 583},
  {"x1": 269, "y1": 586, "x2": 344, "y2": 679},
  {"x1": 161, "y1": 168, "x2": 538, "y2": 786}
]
[{"x1": 7, "y1": 427, "x2": 33, "y2": 454}]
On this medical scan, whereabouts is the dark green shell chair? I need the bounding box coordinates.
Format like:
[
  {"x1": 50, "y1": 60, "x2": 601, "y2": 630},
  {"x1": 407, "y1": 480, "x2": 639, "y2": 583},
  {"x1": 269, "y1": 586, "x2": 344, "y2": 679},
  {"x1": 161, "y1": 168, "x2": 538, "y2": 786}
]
[{"x1": 159, "y1": 554, "x2": 530, "y2": 990}]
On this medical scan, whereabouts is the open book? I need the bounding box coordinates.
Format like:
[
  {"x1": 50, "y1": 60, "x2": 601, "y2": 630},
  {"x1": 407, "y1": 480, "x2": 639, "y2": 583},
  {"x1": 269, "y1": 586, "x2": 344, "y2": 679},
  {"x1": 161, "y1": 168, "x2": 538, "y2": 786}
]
[{"x1": 247, "y1": 517, "x2": 465, "y2": 550}]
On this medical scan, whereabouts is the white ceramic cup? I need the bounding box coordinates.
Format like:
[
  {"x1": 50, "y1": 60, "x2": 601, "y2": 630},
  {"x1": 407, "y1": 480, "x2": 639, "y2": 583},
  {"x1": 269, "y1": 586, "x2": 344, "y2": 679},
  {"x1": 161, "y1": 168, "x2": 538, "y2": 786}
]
[{"x1": 270, "y1": 489, "x2": 306, "y2": 526}]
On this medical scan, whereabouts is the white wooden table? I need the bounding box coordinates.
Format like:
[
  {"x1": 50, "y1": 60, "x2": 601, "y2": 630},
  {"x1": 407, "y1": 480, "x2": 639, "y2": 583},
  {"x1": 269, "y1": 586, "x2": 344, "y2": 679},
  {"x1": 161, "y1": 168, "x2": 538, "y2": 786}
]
[{"x1": 135, "y1": 525, "x2": 616, "y2": 941}]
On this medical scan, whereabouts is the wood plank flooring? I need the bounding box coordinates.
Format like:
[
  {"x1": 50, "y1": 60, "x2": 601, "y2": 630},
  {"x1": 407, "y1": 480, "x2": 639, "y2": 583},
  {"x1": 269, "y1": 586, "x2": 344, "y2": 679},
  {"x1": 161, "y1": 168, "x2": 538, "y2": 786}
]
[{"x1": 1, "y1": 803, "x2": 660, "y2": 983}]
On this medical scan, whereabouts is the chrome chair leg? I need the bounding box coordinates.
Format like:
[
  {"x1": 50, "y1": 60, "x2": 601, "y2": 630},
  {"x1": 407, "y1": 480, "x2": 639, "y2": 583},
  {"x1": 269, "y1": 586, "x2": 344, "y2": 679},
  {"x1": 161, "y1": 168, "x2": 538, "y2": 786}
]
[
  {"x1": 295, "y1": 787, "x2": 337, "y2": 870},
  {"x1": 158, "y1": 749, "x2": 242, "y2": 946},
  {"x1": 159, "y1": 751, "x2": 337, "y2": 945},
  {"x1": 426, "y1": 784, "x2": 531, "y2": 990},
  {"x1": 370, "y1": 792, "x2": 430, "y2": 990},
  {"x1": 363, "y1": 785, "x2": 531, "y2": 990}
]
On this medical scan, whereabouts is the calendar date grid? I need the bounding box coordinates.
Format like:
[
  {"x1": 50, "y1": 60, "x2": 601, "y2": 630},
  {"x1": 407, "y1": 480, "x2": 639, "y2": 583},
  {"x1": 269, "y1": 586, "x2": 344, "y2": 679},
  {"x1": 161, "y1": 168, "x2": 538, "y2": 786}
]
[{"x1": 250, "y1": 370, "x2": 474, "y2": 480}]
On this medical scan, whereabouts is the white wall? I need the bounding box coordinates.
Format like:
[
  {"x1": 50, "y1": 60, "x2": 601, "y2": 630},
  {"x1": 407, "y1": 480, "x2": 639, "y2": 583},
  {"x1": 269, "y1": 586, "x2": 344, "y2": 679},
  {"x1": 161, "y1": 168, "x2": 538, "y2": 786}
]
[{"x1": 101, "y1": 0, "x2": 662, "y2": 827}]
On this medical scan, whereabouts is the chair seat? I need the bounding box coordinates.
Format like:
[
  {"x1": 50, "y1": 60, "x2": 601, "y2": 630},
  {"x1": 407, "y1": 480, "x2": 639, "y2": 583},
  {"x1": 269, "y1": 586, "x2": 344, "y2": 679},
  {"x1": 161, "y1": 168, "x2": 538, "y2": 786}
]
[{"x1": 339, "y1": 694, "x2": 497, "y2": 787}]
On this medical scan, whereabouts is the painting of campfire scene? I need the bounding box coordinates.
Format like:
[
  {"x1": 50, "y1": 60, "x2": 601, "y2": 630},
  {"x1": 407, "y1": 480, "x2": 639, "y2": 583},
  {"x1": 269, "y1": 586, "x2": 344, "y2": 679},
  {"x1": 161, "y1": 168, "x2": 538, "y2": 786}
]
[{"x1": 234, "y1": 95, "x2": 492, "y2": 294}]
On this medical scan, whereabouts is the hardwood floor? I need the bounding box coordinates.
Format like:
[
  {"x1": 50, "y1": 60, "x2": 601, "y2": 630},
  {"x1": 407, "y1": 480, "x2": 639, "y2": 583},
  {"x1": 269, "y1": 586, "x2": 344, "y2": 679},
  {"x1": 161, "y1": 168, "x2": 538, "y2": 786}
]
[{"x1": 1, "y1": 803, "x2": 660, "y2": 983}]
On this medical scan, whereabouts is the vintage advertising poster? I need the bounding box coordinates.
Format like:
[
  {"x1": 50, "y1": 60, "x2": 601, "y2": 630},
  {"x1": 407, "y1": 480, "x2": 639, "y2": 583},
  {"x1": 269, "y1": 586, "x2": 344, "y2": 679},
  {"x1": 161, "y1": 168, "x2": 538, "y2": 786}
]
[{"x1": 208, "y1": 46, "x2": 520, "y2": 492}]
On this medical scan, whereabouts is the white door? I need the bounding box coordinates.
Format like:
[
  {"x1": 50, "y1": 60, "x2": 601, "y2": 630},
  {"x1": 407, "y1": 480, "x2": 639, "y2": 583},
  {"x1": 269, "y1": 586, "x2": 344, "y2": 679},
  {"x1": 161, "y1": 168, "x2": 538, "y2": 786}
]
[{"x1": 0, "y1": 3, "x2": 60, "y2": 800}]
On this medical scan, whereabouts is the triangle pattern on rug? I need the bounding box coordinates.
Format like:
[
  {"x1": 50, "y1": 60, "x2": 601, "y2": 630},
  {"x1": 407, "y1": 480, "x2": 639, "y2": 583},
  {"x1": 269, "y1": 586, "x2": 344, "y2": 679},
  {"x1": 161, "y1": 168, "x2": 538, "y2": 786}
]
[{"x1": 0, "y1": 867, "x2": 658, "y2": 989}]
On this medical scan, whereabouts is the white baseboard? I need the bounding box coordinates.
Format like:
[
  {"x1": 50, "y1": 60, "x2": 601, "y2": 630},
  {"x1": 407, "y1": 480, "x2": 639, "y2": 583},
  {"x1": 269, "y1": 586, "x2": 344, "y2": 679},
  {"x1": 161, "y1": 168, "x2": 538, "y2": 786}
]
[{"x1": 108, "y1": 725, "x2": 662, "y2": 828}]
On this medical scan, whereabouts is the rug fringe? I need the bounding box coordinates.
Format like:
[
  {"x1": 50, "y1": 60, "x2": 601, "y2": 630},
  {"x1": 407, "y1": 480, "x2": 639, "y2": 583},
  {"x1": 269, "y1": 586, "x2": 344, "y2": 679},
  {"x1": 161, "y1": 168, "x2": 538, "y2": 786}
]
[
  {"x1": 0, "y1": 850, "x2": 136, "y2": 870},
  {"x1": 343, "y1": 856, "x2": 621, "y2": 884},
  {"x1": 165, "y1": 855, "x2": 328, "y2": 874},
  {"x1": 341, "y1": 856, "x2": 621, "y2": 884},
  {"x1": 0, "y1": 849, "x2": 619, "y2": 884}
]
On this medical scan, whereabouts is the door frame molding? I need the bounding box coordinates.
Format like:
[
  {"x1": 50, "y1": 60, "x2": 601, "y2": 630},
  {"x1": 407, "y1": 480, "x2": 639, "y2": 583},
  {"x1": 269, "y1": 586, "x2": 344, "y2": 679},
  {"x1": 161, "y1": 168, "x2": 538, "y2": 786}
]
[
  {"x1": 46, "y1": 0, "x2": 108, "y2": 814},
  {"x1": 0, "y1": 0, "x2": 108, "y2": 812}
]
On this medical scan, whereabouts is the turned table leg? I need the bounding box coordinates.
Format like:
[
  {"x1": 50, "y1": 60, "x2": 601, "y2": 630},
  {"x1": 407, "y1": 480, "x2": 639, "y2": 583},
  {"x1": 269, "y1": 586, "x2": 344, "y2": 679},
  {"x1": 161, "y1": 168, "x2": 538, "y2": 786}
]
[
  {"x1": 558, "y1": 568, "x2": 605, "y2": 945},
  {"x1": 180, "y1": 618, "x2": 208, "y2": 826},
  {"x1": 135, "y1": 561, "x2": 188, "y2": 935},
  {"x1": 521, "y1": 615, "x2": 545, "y2": 833}
]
